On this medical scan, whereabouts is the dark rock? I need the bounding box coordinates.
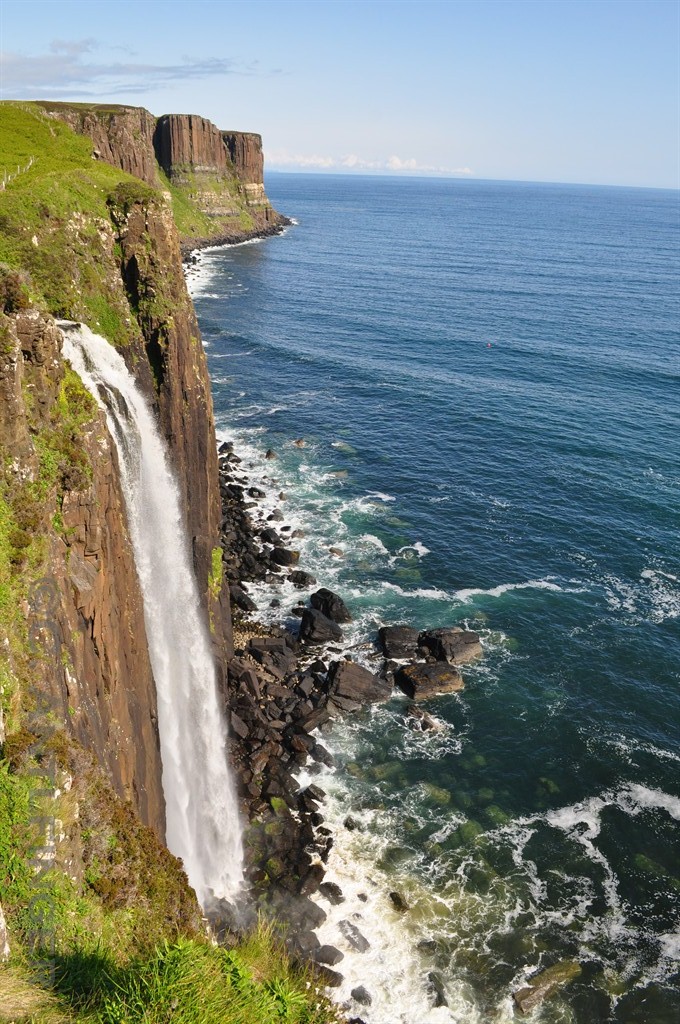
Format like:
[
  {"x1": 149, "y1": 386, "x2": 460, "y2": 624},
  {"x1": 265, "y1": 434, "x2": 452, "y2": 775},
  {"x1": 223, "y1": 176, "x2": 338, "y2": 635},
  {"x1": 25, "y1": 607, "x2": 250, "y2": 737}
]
[
  {"x1": 248, "y1": 486, "x2": 266, "y2": 499},
  {"x1": 327, "y1": 660, "x2": 391, "y2": 706},
  {"x1": 351, "y1": 986, "x2": 372, "y2": 1006},
  {"x1": 288, "y1": 569, "x2": 317, "y2": 588},
  {"x1": 314, "y1": 945, "x2": 344, "y2": 966},
  {"x1": 407, "y1": 706, "x2": 444, "y2": 732},
  {"x1": 418, "y1": 627, "x2": 483, "y2": 665},
  {"x1": 229, "y1": 584, "x2": 257, "y2": 613},
  {"x1": 299, "y1": 608, "x2": 343, "y2": 644},
  {"x1": 260, "y1": 527, "x2": 282, "y2": 545},
  {"x1": 319, "y1": 881, "x2": 345, "y2": 905},
  {"x1": 378, "y1": 624, "x2": 420, "y2": 659},
  {"x1": 230, "y1": 711, "x2": 249, "y2": 739},
  {"x1": 314, "y1": 965, "x2": 343, "y2": 987},
  {"x1": 339, "y1": 920, "x2": 370, "y2": 952},
  {"x1": 426, "y1": 971, "x2": 448, "y2": 1008},
  {"x1": 344, "y1": 816, "x2": 360, "y2": 831},
  {"x1": 297, "y1": 706, "x2": 333, "y2": 733},
  {"x1": 310, "y1": 587, "x2": 353, "y2": 623},
  {"x1": 394, "y1": 662, "x2": 464, "y2": 700},
  {"x1": 270, "y1": 547, "x2": 300, "y2": 566},
  {"x1": 290, "y1": 604, "x2": 305, "y2": 617},
  {"x1": 268, "y1": 509, "x2": 285, "y2": 521},
  {"x1": 388, "y1": 891, "x2": 409, "y2": 913},
  {"x1": 265, "y1": 448, "x2": 277, "y2": 459}
]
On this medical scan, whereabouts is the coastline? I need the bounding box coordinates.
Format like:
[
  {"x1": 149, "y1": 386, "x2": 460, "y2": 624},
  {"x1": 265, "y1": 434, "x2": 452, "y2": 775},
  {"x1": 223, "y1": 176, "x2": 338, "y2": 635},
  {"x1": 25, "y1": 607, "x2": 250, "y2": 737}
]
[{"x1": 180, "y1": 217, "x2": 293, "y2": 261}]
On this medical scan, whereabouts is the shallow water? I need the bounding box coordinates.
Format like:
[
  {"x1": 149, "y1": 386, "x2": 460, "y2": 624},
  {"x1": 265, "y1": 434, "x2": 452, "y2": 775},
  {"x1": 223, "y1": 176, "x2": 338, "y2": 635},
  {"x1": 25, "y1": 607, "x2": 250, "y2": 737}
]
[{"x1": 189, "y1": 174, "x2": 680, "y2": 1022}]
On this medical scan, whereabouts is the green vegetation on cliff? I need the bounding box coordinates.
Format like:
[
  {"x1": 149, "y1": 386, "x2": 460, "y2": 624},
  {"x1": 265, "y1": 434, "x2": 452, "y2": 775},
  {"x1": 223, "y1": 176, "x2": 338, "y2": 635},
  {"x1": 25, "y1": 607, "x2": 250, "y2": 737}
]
[{"x1": 0, "y1": 102, "x2": 336, "y2": 1024}]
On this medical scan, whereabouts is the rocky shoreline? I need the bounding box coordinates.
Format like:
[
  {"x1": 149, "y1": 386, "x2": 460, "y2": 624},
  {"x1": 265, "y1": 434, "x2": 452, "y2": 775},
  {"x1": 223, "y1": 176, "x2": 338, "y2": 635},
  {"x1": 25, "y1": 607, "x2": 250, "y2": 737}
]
[
  {"x1": 213, "y1": 437, "x2": 484, "y2": 1009},
  {"x1": 181, "y1": 217, "x2": 292, "y2": 260}
]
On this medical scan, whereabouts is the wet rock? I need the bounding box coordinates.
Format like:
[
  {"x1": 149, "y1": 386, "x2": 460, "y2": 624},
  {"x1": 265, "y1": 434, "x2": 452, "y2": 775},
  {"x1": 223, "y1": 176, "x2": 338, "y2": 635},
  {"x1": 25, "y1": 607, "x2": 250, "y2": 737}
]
[
  {"x1": 426, "y1": 971, "x2": 448, "y2": 1008},
  {"x1": 339, "y1": 919, "x2": 370, "y2": 952},
  {"x1": 378, "y1": 624, "x2": 420, "y2": 659},
  {"x1": 229, "y1": 584, "x2": 257, "y2": 613},
  {"x1": 288, "y1": 569, "x2": 317, "y2": 588},
  {"x1": 394, "y1": 662, "x2": 464, "y2": 700},
  {"x1": 310, "y1": 587, "x2": 353, "y2": 623},
  {"x1": 351, "y1": 986, "x2": 372, "y2": 1006},
  {"x1": 265, "y1": 448, "x2": 277, "y2": 459},
  {"x1": 299, "y1": 608, "x2": 343, "y2": 645},
  {"x1": 388, "y1": 891, "x2": 409, "y2": 913},
  {"x1": 315, "y1": 965, "x2": 343, "y2": 987},
  {"x1": 248, "y1": 486, "x2": 266, "y2": 499},
  {"x1": 327, "y1": 660, "x2": 392, "y2": 707},
  {"x1": 344, "y1": 816, "x2": 360, "y2": 831},
  {"x1": 271, "y1": 547, "x2": 300, "y2": 566},
  {"x1": 314, "y1": 944, "x2": 344, "y2": 966},
  {"x1": 418, "y1": 627, "x2": 483, "y2": 665},
  {"x1": 260, "y1": 527, "x2": 282, "y2": 545},
  {"x1": 329, "y1": 546, "x2": 344, "y2": 557},
  {"x1": 513, "y1": 961, "x2": 582, "y2": 1015},
  {"x1": 407, "y1": 706, "x2": 444, "y2": 732},
  {"x1": 319, "y1": 881, "x2": 345, "y2": 905}
]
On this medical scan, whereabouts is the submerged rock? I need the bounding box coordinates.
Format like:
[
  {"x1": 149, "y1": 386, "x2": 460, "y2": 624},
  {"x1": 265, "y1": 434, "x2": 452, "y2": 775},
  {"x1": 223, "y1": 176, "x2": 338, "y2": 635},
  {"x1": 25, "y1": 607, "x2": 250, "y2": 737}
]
[
  {"x1": 513, "y1": 961, "x2": 582, "y2": 1015},
  {"x1": 394, "y1": 662, "x2": 464, "y2": 700}
]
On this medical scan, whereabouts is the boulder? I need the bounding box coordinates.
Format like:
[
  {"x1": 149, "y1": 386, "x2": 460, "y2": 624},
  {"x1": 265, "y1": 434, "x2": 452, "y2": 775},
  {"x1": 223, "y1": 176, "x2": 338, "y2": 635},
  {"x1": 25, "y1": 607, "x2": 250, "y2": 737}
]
[
  {"x1": 299, "y1": 608, "x2": 343, "y2": 645},
  {"x1": 314, "y1": 945, "x2": 344, "y2": 966},
  {"x1": 288, "y1": 569, "x2": 317, "y2": 589},
  {"x1": 319, "y1": 881, "x2": 345, "y2": 905},
  {"x1": 378, "y1": 625, "x2": 420, "y2": 660},
  {"x1": 339, "y1": 920, "x2": 370, "y2": 952},
  {"x1": 351, "y1": 986, "x2": 372, "y2": 1006},
  {"x1": 418, "y1": 628, "x2": 482, "y2": 665},
  {"x1": 388, "y1": 891, "x2": 409, "y2": 913},
  {"x1": 513, "y1": 961, "x2": 582, "y2": 1015},
  {"x1": 229, "y1": 584, "x2": 257, "y2": 613},
  {"x1": 327, "y1": 660, "x2": 391, "y2": 706},
  {"x1": 310, "y1": 587, "x2": 352, "y2": 623},
  {"x1": 394, "y1": 662, "x2": 464, "y2": 700},
  {"x1": 271, "y1": 547, "x2": 300, "y2": 566}
]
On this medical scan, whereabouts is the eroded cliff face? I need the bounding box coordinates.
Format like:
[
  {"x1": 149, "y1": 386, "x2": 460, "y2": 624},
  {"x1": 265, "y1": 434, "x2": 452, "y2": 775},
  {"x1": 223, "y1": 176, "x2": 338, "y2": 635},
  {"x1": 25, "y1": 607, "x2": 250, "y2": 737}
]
[
  {"x1": 0, "y1": 103, "x2": 237, "y2": 839},
  {"x1": 0, "y1": 310, "x2": 165, "y2": 832},
  {"x1": 37, "y1": 102, "x2": 161, "y2": 187},
  {"x1": 39, "y1": 102, "x2": 286, "y2": 248}
]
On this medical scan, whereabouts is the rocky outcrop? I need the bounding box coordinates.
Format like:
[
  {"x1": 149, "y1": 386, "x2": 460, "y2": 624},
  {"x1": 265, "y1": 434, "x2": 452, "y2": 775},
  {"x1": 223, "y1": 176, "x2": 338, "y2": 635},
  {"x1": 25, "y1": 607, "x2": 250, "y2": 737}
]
[
  {"x1": 222, "y1": 131, "x2": 266, "y2": 203},
  {"x1": 155, "y1": 114, "x2": 230, "y2": 178},
  {"x1": 41, "y1": 103, "x2": 288, "y2": 249},
  {"x1": 37, "y1": 102, "x2": 160, "y2": 187}
]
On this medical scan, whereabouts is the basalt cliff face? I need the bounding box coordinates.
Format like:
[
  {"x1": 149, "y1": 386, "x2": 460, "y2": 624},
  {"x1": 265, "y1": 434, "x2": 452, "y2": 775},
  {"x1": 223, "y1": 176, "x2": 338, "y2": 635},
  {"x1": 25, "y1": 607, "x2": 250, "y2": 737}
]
[
  {"x1": 0, "y1": 101, "x2": 265, "y2": 942},
  {"x1": 38, "y1": 102, "x2": 287, "y2": 247}
]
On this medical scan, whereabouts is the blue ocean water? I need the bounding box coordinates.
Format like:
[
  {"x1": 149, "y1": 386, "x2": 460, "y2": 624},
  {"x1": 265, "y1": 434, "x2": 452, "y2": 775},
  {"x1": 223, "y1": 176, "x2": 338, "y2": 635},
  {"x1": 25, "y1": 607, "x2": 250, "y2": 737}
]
[{"x1": 190, "y1": 175, "x2": 680, "y2": 1023}]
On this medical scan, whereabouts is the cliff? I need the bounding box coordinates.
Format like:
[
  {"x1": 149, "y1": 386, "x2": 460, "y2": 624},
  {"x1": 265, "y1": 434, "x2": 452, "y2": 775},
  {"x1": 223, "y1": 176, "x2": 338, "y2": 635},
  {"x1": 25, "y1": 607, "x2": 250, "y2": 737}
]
[
  {"x1": 36, "y1": 102, "x2": 288, "y2": 249},
  {"x1": 0, "y1": 102, "x2": 234, "y2": 925}
]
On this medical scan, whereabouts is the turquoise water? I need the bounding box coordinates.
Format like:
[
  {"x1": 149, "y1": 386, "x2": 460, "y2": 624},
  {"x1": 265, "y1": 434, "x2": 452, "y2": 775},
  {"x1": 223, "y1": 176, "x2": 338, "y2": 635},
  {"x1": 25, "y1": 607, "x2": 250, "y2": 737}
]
[{"x1": 190, "y1": 175, "x2": 680, "y2": 1022}]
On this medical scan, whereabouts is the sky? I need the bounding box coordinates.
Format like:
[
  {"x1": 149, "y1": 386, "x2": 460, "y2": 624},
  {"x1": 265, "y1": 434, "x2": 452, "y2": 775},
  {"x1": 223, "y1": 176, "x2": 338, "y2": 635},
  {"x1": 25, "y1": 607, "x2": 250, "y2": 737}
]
[{"x1": 0, "y1": 0, "x2": 678, "y2": 188}]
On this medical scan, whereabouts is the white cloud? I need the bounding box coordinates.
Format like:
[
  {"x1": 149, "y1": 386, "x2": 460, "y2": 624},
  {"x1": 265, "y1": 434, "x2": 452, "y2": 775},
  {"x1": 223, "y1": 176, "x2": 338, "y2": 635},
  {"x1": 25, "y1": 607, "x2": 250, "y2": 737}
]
[
  {"x1": 0, "y1": 39, "x2": 265, "y2": 98},
  {"x1": 266, "y1": 149, "x2": 473, "y2": 177}
]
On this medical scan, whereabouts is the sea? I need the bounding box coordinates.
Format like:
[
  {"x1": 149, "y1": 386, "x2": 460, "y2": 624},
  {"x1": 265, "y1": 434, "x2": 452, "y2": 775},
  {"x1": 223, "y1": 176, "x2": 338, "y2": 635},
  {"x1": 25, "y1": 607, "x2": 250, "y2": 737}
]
[{"x1": 187, "y1": 173, "x2": 680, "y2": 1024}]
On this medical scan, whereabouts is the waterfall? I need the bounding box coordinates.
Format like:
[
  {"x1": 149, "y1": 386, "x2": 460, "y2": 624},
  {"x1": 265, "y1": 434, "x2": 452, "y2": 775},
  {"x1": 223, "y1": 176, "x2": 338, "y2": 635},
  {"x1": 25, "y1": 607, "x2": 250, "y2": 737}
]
[{"x1": 61, "y1": 322, "x2": 243, "y2": 906}]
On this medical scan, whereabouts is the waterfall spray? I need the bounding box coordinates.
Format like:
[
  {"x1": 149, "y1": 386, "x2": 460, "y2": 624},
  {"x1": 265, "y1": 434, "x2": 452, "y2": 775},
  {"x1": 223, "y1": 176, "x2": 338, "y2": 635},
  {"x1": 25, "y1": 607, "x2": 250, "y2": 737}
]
[{"x1": 61, "y1": 322, "x2": 243, "y2": 906}]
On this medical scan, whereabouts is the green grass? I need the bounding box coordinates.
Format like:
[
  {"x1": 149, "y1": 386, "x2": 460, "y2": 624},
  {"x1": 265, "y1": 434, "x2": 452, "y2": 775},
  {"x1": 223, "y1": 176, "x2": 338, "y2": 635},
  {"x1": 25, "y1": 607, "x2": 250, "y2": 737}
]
[{"x1": 0, "y1": 103, "x2": 143, "y2": 340}]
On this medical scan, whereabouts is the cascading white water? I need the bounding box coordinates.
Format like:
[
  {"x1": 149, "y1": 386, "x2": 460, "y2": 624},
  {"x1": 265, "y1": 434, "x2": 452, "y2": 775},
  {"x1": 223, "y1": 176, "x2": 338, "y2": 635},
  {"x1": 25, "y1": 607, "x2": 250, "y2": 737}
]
[{"x1": 61, "y1": 322, "x2": 243, "y2": 906}]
